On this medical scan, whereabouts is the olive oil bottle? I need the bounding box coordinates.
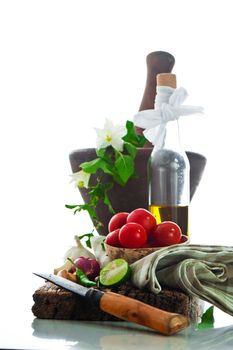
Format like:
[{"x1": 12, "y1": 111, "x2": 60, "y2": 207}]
[
  {"x1": 148, "y1": 73, "x2": 190, "y2": 236},
  {"x1": 149, "y1": 205, "x2": 189, "y2": 236}
]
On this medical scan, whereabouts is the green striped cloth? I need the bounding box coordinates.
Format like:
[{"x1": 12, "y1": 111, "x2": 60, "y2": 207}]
[
  {"x1": 131, "y1": 244, "x2": 233, "y2": 316},
  {"x1": 92, "y1": 236, "x2": 233, "y2": 316}
]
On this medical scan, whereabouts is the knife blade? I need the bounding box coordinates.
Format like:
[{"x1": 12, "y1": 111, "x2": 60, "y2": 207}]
[{"x1": 33, "y1": 272, "x2": 189, "y2": 335}]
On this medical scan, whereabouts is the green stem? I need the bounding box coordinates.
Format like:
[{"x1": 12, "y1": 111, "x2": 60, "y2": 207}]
[{"x1": 67, "y1": 258, "x2": 96, "y2": 287}]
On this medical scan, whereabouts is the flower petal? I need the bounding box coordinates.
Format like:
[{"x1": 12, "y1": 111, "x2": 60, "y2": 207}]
[
  {"x1": 111, "y1": 137, "x2": 124, "y2": 151},
  {"x1": 96, "y1": 138, "x2": 109, "y2": 150},
  {"x1": 112, "y1": 125, "x2": 127, "y2": 138},
  {"x1": 95, "y1": 119, "x2": 126, "y2": 151},
  {"x1": 104, "y1": 119, "x2": 115, "y2": 132},
  {"x1": 69, "y1": 170, "x2": 90, "y2": 188}
]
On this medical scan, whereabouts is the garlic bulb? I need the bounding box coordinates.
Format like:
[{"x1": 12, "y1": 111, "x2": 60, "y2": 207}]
[
  {"x1": 54, "y1": 235, "x2": 95, "y2": 275},
  {"x1": 90, "y1": 236, "x2": 111, "y2": 267}
]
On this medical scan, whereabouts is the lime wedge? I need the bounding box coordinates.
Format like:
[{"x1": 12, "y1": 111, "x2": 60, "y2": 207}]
[{"x1": 99, "y1": 258, "x2": 131, "y2": 287}]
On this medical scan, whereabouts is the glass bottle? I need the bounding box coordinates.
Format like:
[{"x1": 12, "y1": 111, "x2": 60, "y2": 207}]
[{"x1": 149, "y1": 73, "x2": 190, "y2": 236}]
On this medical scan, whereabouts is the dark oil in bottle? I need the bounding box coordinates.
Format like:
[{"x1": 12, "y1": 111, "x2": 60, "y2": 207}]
[{"x1": 149, "y1": 205, "x2": 189, "y2": 236}]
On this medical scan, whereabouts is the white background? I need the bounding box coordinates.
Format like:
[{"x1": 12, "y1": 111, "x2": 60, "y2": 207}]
[{"x1": 0, "y1": 0, "x2": 233, "y2": 320}]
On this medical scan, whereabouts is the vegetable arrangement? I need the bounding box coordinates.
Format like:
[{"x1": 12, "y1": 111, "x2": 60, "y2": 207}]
[
  {"x1": 57, "y1": 256, "x2": 100, "y2": 287},
  {"x1": 54, "y1": 208, "x2": 184, "y2": 289},
  {"x1": 54, "y1": 235, "x2": 95, "y2": 275},
  {"x1": 106, "y1": 208, "x2": 183, "y2": 248},
  {"x1": 57, "y1": 256, "x2": 131, "y2": 288}
]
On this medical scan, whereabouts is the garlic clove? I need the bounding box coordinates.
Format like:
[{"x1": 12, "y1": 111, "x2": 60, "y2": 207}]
[
  {"x1": 90, "y1": 236, "x2": 111, "y2": 267},
  {"x1": 63, "y1": 242, "x2": 95, "y2": 262}
]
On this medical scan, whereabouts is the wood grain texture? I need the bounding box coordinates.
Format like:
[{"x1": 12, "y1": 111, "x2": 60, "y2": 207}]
[
  {"x1": 32, "y1": 281, "x2": 203, "y2": 322},
  {"x1": 99, "y1": 291, "x2": 189, "y2": 335}
]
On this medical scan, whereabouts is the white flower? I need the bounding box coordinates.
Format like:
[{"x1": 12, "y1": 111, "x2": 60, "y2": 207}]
[
  {"x1": 95, "y1": 119, "x2": 127, "y2": 152},
  {"x1": 70, "y1": 170, "x2": 90, "y2": 189}
]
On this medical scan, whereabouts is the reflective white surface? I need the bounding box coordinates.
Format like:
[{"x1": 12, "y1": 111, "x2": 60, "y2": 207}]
[
  {"x1": 1, "y1": 276, "x2": 233, "y2": 350},
  {"x1": 1, "y1": 312, "x2": 233, "y2": 350}
]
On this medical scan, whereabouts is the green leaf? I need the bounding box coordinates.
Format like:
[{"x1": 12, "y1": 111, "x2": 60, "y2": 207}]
[
  {"x1": 81, "y1": 158, "x2": 113, "y2": 175},
  {"x1": 72, "y1": 203, "x2": 89, "y2": 214},
  {"x1": 79, "y1": 232, "x2": 94, "y2": 248},
  {"x1": 112, "y1": 174, "x2": 125, "y2": 186},
  {"x1": 98, "y1": 161, "x2": 114, "y2": 175},
  {"x1": 115, "y1": 154, "x2": 134, "y2": 184},
  {"x1": 124, "y1": 142, "x2": 137, "y2": 159},
  {"x1": 65, "y1": 204, "x2": 79, "y2": 209},
  {"x1": 80, "y1": 158, "x2": 102, "y2": 173},
  {"x1": 103, "y1": 191, "x2": 115, "y2": 214},
  {"x1": 80, "y1": 158, "x2": 101, "y2": 173},
  {"x1": 89, "y1": 181, "x2": 115, "y2": 213},
  {"x1": 66, "y1": 202, "x2": 100, "y2": 227},
  {"x1": 198, "y1": 306, "x2": 215, "y2": 330},
  {"x1": 101, "y1": 240, "x2": 106, "y2": 251},
  {"x1": 96, "y1": 147, "x2": 114, "y2": 166},
  {"x1": 96, "y1": 148, "x2": 106, "y2": 158},
  {"x1": 66, "y1": 203, "x2": 95, "y2": 218},
  {"x1": 122, "y1": 120, "x2": 147, "y2": 147}
]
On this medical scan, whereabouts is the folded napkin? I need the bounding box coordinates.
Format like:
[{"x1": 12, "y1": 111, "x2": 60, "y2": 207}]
[
  {"x1": 92, "y1": 236, "x2": 233, "y2": 316},
  {"x1": 131, "y1": 244, "x2": 233, "y2": 316}
]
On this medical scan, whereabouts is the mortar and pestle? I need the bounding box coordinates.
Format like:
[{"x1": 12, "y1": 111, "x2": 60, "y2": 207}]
[{"x1": 69, "y1": 52, "x2": 207, "y2": 235}]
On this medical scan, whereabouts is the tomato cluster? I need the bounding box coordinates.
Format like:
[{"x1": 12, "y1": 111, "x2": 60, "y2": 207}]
[{"x1": 106, "y1": 208, "x2": 182, "y2": 249}]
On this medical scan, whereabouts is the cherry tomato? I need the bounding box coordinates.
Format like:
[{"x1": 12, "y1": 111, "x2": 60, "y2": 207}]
[
  {"x1": 108, "y1": 212, "x2": 129, "y2": 232},
  {"x1": 147, "y1": 231, "x2": 157, "y2": 247},
  {"x1": 105, "y1": 229, "x2": 121, "y2": 247},
  {"x1": 119, "y1": 223, "x2": 147, "y2": 248},
  {"x1": 141, "y1": 242, "x2": 151, "y2": 248},
  {"x1": 152, "y1": 221, "x2": 182, "y2": 247},
  {"x1": 127, "y1": 208, "x2": 157, "y2": 233}
]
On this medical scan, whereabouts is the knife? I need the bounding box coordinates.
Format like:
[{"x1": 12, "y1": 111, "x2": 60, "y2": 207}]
[{"x1": 33, "y1": 272, "x2": 189, "y2": 335}]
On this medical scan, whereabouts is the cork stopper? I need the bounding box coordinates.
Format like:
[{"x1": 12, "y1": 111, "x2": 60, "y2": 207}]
[{"x1": 157, "y1": 73, "x2": 177, "y2": 88}]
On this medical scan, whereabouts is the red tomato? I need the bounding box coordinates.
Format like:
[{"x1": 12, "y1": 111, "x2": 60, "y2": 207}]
[
  {"x1": 108, "y1": 212, "x2": 129, "y2": 232},
  {"x1": 119, "y1": 223, "x2": 147, "y2": 248},
  {"x1": 147, "y1": 231, "x2": 157, "y2": 247},
  {"x1": 127, "y1": 208, "x2": 157, "y2": 233},
  {"x1": 152, "y1": 221, "x2": 182, "y2": 247},
  {"x1": 105, "y1": 229, "x2": 121, "y2": 247},
  {"x1": 141, "y1": 242, "x2": 151, "y2": 248}
]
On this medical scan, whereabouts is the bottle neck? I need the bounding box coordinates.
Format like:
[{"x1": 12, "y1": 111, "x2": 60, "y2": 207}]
[
  {"x1": 163, "y1": 119, "x2": 182, "y2": 151},
  {"x1": 155, "y1": 86, "x2": 174, "y2": 107}
]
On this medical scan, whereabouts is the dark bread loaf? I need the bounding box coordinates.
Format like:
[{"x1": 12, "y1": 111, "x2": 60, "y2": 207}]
[{"x1": 32, "y1": 281, "x2": 202, "y2": 322}]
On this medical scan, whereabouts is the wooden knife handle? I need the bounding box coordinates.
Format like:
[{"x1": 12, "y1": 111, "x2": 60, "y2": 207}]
[{"x1": 99, "y1": 291, "x2": 189, "y2": 335}]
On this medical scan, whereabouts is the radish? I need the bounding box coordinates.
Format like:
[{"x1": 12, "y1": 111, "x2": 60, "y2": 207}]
[{"x1": 69, "y1": 256, "x2": 100, "y2": 280}]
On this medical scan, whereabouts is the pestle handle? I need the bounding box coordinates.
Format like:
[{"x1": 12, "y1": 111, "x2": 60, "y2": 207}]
[
  {"x1": 137, "y1": 51, "x2": 175, "y2": 146},
  {"x1": 139, "y1": 51, "x2": 175, "y2": 111}
]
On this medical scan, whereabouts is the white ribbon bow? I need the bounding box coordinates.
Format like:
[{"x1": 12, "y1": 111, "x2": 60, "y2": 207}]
[{"x1": 134, "y1": 86, "x2": 204, "y2": 148}]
